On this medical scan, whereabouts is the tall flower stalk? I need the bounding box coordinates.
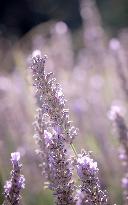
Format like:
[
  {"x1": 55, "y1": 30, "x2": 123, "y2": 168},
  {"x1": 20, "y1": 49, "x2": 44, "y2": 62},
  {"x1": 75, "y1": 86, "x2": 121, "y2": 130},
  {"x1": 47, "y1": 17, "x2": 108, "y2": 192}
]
[
  {"x1": 31, "y1": 54, "x2": 77, "y2": 144},
  {"x1": 30, "y1": 52, "x2": 109, "y2": 205},
  {"x1": 3, "y1": 152, "x2": 25, "y2": 205},
  {"x1": 30, "y1": 53, "x2": 76, "y2": 204},
  {"x1": 115, "y1": 114, "x2": 128, "y2": 205},
  {"x1": 109, "y1": 106, "x2": 128, "y2": 205}
]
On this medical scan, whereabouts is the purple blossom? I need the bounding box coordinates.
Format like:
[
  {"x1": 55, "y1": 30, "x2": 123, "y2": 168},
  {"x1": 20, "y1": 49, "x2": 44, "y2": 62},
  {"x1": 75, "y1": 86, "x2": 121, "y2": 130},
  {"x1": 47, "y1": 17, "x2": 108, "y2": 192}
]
[
  {"x1": 44, "y1": 130, "x2": 76, "y2": 205},
  {"x1": 32, "y1": 96, "x2": 76, "y2": 204},
  {"x1": 30, "y1": 53, "x2": 77, "y2": 203},
  {"x1": 76, "y1": 153, "x2": 108, "y2": 205},
  {"x1": 30, "y1": 52, "x2": 109, "y2": 204},
  {"x1": 11, "y1": 152, "x2": 20, "y2": 164},
  {"x1": 77, "y1": 155, "x2": 98, "y2": 178},
  {"x1": 3, "y1": 152, "x2": 25, "y2": 205},
  {"x1": 31, "y1": 54, "x2": 78, "y2": 144},
  {"x1": 4, "y1": 181, "x2": 12, "y2": 195}
]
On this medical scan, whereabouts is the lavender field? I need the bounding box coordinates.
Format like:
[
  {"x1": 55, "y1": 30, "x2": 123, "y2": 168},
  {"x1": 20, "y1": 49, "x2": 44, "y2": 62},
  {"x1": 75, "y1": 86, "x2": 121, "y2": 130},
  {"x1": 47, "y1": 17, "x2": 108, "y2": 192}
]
[{"x1": 0, "y1": 0, "x2": 128, "y2": 204}]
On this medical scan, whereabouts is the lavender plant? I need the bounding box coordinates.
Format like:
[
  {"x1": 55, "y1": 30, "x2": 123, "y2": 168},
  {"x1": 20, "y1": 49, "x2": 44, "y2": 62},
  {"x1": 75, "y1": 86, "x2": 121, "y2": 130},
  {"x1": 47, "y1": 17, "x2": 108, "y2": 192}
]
[
  {"x1": 31, "y1": 53, "x2": 77, "y2": 144},
  {"x1": 31, "y1": 53, "x2": 76, "y2": 204},
  {"x1": 30, "y1": 52, "x2": 109, "y2": 205},
  {"x1": 1, "y1": 1, "x2": 128, "y2": 204},
  {"x1": 109, "y1": 106, "x2": 128, "y2": 205},
  {"x1": 3, "y1": 152, "x2": 25, "y2": 205}
]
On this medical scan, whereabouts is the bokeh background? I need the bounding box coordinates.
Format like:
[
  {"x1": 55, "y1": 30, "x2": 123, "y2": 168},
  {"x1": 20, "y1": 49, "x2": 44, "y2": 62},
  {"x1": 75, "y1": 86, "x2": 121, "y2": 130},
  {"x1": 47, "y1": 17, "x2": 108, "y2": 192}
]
[{"x1": 0, "y1": 0, "x2": 128, "y2": 204}]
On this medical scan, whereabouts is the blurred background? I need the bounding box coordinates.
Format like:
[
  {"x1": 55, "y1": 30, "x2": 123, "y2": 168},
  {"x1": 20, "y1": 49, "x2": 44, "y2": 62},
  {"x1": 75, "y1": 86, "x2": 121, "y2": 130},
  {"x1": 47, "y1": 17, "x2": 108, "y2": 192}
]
[{"x1": 0, "y1": 0, "x2": 128, "y2": 204}]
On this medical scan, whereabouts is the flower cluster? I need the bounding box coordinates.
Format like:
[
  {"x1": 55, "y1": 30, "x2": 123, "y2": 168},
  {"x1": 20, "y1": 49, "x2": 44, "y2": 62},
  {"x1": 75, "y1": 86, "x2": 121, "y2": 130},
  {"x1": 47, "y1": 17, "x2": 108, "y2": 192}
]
[
  {"x1": 3, "y1": 152, "x2": 25, "y2": 205},
  {"x1": 30, "y1": 53, "x2": 108, "y2": 205},
  {"x1": 31, "y1": 54, "x2": 77, "y2": 144},
  {"x1": 44, "y1": 130, "x2": 76, "y2": 204},
  {"x1": 76, "y1": 152, "x2": 108, "y2": 204},
  {"x1": 31, "y1": 53, "x2": 77, "y2": 204}
]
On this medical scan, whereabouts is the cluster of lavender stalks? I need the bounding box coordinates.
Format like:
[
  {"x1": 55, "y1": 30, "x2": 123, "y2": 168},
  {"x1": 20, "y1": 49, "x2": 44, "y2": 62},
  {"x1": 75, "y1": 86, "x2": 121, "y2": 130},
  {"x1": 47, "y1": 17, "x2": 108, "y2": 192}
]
[{"x1": 3, "y1": 53, "x2": 111, "y2": 205}]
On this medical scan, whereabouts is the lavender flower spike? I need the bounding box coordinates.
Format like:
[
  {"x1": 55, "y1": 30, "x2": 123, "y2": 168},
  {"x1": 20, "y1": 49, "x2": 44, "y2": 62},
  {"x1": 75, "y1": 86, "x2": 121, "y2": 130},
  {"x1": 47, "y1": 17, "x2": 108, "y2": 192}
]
[
  {"x1": 31, "y1": 53, "x2": 78, "y2": 144},
  {"x1": 44, "y1": 129, "x2": 76, "y2": 205},
  {"x1": 109, "y1": 106, "x2": 128, "y2": 205},
  {"x1": 3, "y1": 152, "x2": 25, "y2": 205},
  {"x1": 76, "y1": 152, "x2": 108, "y2": 204},
  {"x1": 30, "y1": 52, "x2": 76, "y2": 203}
]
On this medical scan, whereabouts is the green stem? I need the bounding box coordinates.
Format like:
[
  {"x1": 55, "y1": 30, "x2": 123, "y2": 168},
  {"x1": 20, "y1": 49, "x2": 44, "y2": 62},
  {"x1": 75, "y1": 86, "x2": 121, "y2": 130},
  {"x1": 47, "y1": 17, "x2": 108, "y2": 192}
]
[{"x1": 70, "y1": 143, "x2": 78, "y2": 158}]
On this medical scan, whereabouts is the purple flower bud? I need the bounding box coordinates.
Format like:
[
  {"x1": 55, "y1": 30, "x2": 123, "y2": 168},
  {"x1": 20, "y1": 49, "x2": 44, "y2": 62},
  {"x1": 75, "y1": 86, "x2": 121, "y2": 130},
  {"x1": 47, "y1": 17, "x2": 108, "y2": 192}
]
[
  {"x1": 77, "y1": 155, "x2": 98, "y2": 178},
  {"x1": 11, "y1": 152, "x2": 20, "y2": 163},
  {"x1": 44, "y1": 130, "x2": 53, "y2": 145},
  {"x1": 4, "y1": 181, "x2": 12, "y2": 195},
  {"x1": 18, "y1": 175, "x2": 25, "y2": 189}
]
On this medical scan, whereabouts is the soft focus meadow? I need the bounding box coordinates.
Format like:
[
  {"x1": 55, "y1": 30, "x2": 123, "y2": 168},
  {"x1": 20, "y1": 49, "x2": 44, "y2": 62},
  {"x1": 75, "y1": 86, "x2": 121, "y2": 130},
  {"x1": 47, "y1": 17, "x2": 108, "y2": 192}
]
[{"x1": 0, "y1": 0, "x2": 128, "y2": 204}]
